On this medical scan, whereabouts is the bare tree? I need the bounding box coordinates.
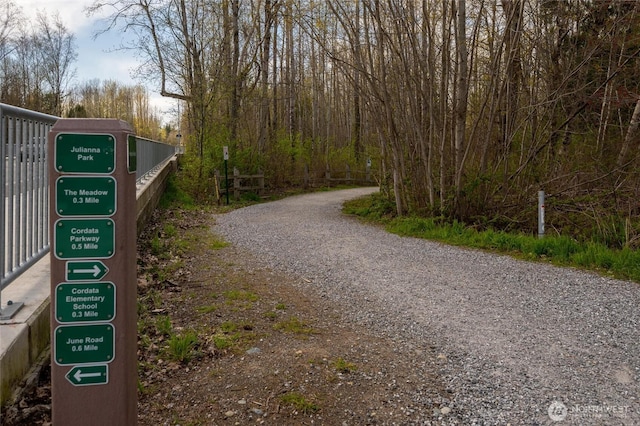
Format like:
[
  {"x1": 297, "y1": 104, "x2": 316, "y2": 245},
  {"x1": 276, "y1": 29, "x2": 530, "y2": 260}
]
[{"x1": 36, "y1": 12, "x2": 77, "y2": 116}]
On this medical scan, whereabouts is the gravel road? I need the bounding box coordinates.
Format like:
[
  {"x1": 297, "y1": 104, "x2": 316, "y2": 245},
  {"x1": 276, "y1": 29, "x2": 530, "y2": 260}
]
[{"x1": 215, "y1": 187, "x2": 639, "y2": 425}]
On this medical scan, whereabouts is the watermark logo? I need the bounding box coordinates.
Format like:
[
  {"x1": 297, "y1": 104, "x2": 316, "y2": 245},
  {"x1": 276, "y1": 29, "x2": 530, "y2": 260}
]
[
  {"x1": 548, "y1": 401, "x2": 629, "y2": 422},
  {"x1": 548, "y1": 401, "x2": 568, "y2": 422}
]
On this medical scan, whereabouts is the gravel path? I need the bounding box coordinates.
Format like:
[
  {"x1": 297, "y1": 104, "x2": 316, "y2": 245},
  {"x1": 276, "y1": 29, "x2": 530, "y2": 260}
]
[{"x1": 215, "y1": 188, "x2": 639, "y2": 425}]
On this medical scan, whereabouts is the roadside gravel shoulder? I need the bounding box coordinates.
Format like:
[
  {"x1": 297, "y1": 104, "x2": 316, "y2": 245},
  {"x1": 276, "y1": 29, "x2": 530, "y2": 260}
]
[{"x1": 215, "y1": 187, "x2": 640, "y2": 425}]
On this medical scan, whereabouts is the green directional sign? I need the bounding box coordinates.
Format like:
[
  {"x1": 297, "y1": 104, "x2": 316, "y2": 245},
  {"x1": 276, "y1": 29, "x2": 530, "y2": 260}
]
[
  {"x1": 56, "y1": 176, "x2": 117, "y2": 216},
  {"x1": 127, "y1": 134, "x2": 137, "y2": 173},
  {"x1": 56, "y1": 282, "x2": 115, "y2": 323},
  {"x1": 54, "y1": 324, "x2": 115, "y2": 365},
  {"x1": 55, "y1": 133, "x2": 115, "y2": 174},
  {"x1": 54, "y1": 219, "x2": 115, "y2": 259},
  {"x1": 66, "y1": 364, "x2": 109, "y2": 386},
  {"x1": 66, "y1": 261, "x2": 109, "y2": 281}
]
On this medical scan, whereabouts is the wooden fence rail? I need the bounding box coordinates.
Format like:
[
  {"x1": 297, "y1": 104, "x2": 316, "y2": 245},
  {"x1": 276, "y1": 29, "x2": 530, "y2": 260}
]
[
  {"x1": 214, "y1": 164, "x2": 376, "y2": 203},
  {"x1": 214, "y1": 168, "x2": 265, "y2": 202},
  {"x1": 306, "y1": 164, "x2": 375, "y2": 187}
]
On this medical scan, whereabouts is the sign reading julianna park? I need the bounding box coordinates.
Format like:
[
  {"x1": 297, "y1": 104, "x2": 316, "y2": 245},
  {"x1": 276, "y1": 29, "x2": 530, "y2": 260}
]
[
  {"x1": 49, "y1": 121, "x2": 138, "y2": 425},
  {"x1": 55, "y1": 133, "x2": 115, "y2": 174}
]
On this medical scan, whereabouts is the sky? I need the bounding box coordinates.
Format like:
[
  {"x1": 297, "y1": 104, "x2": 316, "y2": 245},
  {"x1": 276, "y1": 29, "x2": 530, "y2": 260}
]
[{"x1": 19, "y1": 0, "x2": 176, "y2": 124}]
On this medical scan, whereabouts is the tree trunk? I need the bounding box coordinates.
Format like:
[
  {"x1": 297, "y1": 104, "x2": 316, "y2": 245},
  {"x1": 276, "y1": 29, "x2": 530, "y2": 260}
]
[
  {"x1": 616, "y1": 97, "x2": 640, "y2": 168},
  {"x1": 453, "y1": 0, "x2": 468, "y2": 215}
]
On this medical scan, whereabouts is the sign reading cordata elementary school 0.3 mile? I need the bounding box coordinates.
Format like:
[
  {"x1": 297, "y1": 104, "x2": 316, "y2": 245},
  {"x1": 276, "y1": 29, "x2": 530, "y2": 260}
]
[{"x1": 49, "y1": 121, "x2": 138, "y2": 425}]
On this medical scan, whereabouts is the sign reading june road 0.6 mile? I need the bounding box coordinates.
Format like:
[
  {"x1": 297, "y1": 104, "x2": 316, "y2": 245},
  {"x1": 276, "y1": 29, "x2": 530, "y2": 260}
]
[
  {"x1": 54, "y1": 218, "x2": 115, "y2": 259},
  {"x1": 56, "y1": 176, "x2": 117, "y2": 216},
  {"x1": 54, "y1": 323, "x2": 115, "y2": 365}
]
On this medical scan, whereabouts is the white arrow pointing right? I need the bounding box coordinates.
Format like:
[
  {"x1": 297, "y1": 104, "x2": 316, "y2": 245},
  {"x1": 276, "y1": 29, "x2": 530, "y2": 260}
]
[{"x1": 72, "y1": 265, "x2": 101, "y2": 277}]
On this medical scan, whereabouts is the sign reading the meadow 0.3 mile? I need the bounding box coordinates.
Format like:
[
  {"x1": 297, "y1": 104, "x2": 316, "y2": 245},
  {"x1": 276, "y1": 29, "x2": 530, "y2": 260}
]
[
  {"x1": 55, "y1": 282, "x2": 116, "y2": 323},
  {"x1": 55, "y1": 133, "x2": 115, "y2": 174},
  {"x1": 54, "y1": 218, "x2": 115, "y2": 259},
  {"x1": 56, "y1": 176, "x2": 117, "y2": 216}
]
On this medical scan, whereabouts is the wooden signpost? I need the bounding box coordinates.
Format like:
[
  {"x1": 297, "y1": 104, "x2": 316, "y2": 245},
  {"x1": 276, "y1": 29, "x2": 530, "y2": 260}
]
[{"x1": 49, "y1": 120, "x2": 138, "y2": 425}]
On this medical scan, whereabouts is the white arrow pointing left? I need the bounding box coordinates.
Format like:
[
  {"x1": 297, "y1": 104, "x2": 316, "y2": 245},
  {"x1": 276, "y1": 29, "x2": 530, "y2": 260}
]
[{"x1": 74, "y1": 369, "x2": 102, "y2": 382}]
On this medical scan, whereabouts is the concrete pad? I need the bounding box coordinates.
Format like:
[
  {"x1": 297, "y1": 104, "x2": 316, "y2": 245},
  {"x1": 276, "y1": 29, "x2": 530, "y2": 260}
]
[
  {"x1": 0, "y1": 256, "x2": 51, "y2": 407},
  {"x1": 0, "y1": 323, "x2": 29, "y2": 406}
]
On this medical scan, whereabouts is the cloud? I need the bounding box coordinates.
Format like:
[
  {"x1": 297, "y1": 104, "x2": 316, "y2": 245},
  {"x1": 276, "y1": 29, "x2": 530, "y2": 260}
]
[
  {"x1": 19, "y1": 0, "x2": 98, "y2": 33},
  {"x1": 19, "y1": 0, "x2": 176, "y2": 124}
]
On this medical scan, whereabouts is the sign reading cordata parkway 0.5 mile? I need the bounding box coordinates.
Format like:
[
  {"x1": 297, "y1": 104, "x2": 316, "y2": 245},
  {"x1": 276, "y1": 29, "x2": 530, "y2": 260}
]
[{"x1": 54, "y1": 219, "x2": 115, "y2": 259}]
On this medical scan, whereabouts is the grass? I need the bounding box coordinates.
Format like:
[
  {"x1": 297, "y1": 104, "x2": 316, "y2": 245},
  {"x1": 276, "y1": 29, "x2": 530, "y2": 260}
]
[
  {"x1": 155, "y1": 315, "x2": 173, "y2": 336},
  {"x1": 196, "y1": 305, "x2": 217, "y2": 314},
  {"x1": 150, "y1": 236, "x2": 163, "y2": 256},
  {"x1": 220, "y1": 321, "x2": 238, "y2": 333},
  {"x1": 213, "y1": 336, "x2": 233, "y2": 350},
  {"x1": 208, "y1": 235, "x2": 230, "y2": 250},
  {"x1": 212, "y1": 320, "x2": 256, "y2": 351},
  {"x1": 274, "y1": 316, "x2": 315, "y2": 335},
  {"x1": 166, "y1": 330, "x2": 199, "y2": 363},
  {"x1": 223, "y1": 290, "x2": 259, "y2": 303},
  {"x1": 332, "y1": 357, "x2": 357, "y2": 373},
  {"x1": 263, "y1": 311, "x2": 278, "y2": 319},
  {"x1": 343, "y1": 193, "x2": 640, "y2": 283},
  {"x1": 279, "y1": 392, "x2": 319, "y2": 414},
  {"x1": 158, "y1": 174, "x2": 195, "y2": 210},
  {"x1": 163, "y1": 223, "x2": 178, "y2": 238}
]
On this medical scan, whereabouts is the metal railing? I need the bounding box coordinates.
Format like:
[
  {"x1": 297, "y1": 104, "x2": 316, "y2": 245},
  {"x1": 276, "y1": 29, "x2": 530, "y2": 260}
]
[
  {"x1": 1, "y1": 103, "x2": 177, "y2": 319},
  {"x1": 1, "y1": 105, "x2": 57, "y2": 310},
  {"x1": 135, "y1": 136, "x2": 178, "y2": 183}
]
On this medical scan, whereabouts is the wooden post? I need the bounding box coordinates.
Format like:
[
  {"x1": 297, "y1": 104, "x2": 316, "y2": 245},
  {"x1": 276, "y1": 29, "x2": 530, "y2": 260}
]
[
  {"x1": 233, "y1": 167, "x2": 240, "y2": 200},
  {"x1": 213, "y1": 169, "x2": 221, "y2": 204},
  {"x1": 49, "y1": 119, "x2": 137, "y2": 425},
  {"x1": 258, "y1": 169, "x2": 265, "y2": 194}
]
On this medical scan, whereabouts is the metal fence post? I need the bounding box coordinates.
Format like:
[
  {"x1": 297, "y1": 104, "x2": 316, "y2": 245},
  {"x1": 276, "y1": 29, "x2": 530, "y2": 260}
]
[{"x1": 0, "y1": 107, "x2": 6, "y2": 318}]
